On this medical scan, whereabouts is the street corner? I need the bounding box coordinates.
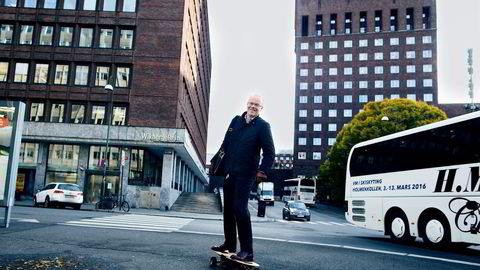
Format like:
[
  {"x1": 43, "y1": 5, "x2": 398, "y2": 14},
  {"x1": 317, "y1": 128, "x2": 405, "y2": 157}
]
[{"x1": 0, "y1": 254, "x2": 120, "y2": 270}]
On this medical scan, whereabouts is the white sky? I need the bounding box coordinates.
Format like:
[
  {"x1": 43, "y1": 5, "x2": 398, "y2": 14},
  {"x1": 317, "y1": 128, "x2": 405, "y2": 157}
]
[{"x1": 206, "y1": 0, "x2": 480, "y2": 155}]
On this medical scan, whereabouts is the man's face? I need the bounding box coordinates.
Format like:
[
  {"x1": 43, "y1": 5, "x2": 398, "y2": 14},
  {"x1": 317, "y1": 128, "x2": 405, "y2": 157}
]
[{"x1": 246, "y1": 96, "x2": 263, "y2": 118}]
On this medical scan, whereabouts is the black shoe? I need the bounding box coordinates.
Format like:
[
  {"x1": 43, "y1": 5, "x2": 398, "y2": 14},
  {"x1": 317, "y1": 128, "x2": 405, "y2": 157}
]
[
  {"x1": 211, "y1": 244, "x2": 235, "y2": 253},
  {"x1": 231, "y1": 251, "x2": 254, "y2": 262}
]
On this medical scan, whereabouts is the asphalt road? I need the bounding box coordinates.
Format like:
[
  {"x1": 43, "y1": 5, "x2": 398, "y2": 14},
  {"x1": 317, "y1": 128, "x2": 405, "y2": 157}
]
[{"x1": 1, "y1": 205, "x2": 480, "y2": 269}]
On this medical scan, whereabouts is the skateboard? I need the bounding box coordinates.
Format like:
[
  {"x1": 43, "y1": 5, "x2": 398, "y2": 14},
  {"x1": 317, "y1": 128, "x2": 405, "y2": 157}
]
[{"x1": 210, "y1": 250, "x2": 260, "y2": 269}]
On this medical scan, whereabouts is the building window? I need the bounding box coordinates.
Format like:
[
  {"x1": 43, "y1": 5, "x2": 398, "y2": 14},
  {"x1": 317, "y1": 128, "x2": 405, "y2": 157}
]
[
  {"x1": 359, "y1": 39, "x2": 368, "y2": 47},
  {"x1": 344, "y1": 109, "x2": 352, "y2": 117},
  {"x1": 374, "y1": 38, "x2": 383, "y2": 46},
  {"x1": 329, "y1": 82, "x2": 337, "y2": 89},
  {"x1": 34, "y1": 63, "x2": 49, "y2": 84},
  {"x1": 91, "y1": 105, "x2": 106, "y2": 124},
  {"x1": 344, "y1": 95, "x2": 352, "y2": 103},
  {"x1": 359, "y1": 53, "x2": 368, "y2": 61},
  {"x1": 375, "y1": 10, "x2": 382, "y2": 32},
  {"x1": 390, "y1": 9, "x2": 397, "y2": 31},
  {"x1": 30, "y1": 102, "x2": 44, "y2": 122},
  {"x1": 313, "y1": 124, "x2": 321, "y2": 131},
  {"x1": 375, "y1": 95, "x2": 384, "y2": 101},
  {"x1": 422, "y1": 50, "x2": 432, "y2": 58},
  {"x1": 313, "y1": 96, "x2": 322, "y2": 103},
  {"x1": 423, "y1": 64, "x2": 432, "y2": 73},
  {"x1": 54, "y1": 64, "x2": 69, "y2": 85},
  {"x1": 328, "y1": 95, "x2": 337, "y2": 103},
  {"x1": 329, "y1": 68, "x2": 337, "y2": 76},
  {"x1": 298, "y1": 152, "x2": 306, "y2": 160},
  {"x1": 116, "y1": 67, "x2": 130, "y2": 87},
  {"x1": 0, "y1": 62, "x2": 8, "y2": 81},
  {"x1": 99, "y1": 28, "x2": 114, "y2": 48},
  {"x1": 300, "y1": 42, "x2": 308, "y2": 50},
  {"x1": 299, "y1": 96, "x2": 307, "y2": 104},
  {"x1": 374, "y1": 66, "x2": 384, "y2": 74},
  {"x1": 314, "y1": 55, "x2": 322, "y2": 62},
  {"x1": 88, "y1": 146, "x2": 121, "y2": 171},
  {"x1": 344, "y1": 12, "x2": 352, "y2": 34},
  {"x1": 390, "y1": 51, "x2": 399, "y2": 59},
  {"x1": 374, "y1": 80, "x2": 384, "y2": 88},
  {"x1": 19, "y1": 25, "x2": 34, "y2": 45},
  {"x1": 390, "y1": 66, "x2": 399, "y2": 74},
  {"x1": 300, "y1": 69, "x2": 308, "y2": 76},
  {"x1": 328, "y1": 138, "x2": 336, "y2": 146},
  {"x1": 328, "y1": 109, "x2": 337, "y2": 117},
  {"x1": 313, "y1": 110, "x2": 322, "y2": 117},
  {"x1": 406, "y1": 7, "x2": 414, "y2": 30},
  {"x1": 359, "y1": 95, "x2": 368, "y2": 103},
  {"x1": 299, "y1": 110, "x2": 307, "y2": 117},
  {"x1": 14, "y1": 62, "x2": 28, "y2": 83},
  {"x1": 300, "y1": 56, "x2": 308, "y2": 63},
  {"x1": 374, "y1": 52, "x2": 383, "y2": 60},
  {"x1": 95, "y1": 66, "x2": 109, "y2": 86},
  {"x1": 1, "y1": 0, "x2": 17, "y2": 6},
  {"x1": 314, "y1": 82, "x2": 322, "y2": 90},
  {"x1": 298, "y1": 138, "x2": 306, "y2": 145},
  {"x1": 344, "y1": 40, "x2": 352, "y2": 48},
  {"x1": 390, "y1": 37, "x2": 399, "y2": 46},
  {"x1": 0, "y1": 24, "x2": 13, "y2": 44},
  {"x1": 298, "y1": 123, "x2": 307, "y2": 131},
  {"x1": 313, "y1": 138, "x2": 321, "y2": 146},
  {"x1": 123, "y1": 0, "x2": 136, "y2": 12},
  {"x1": 48, "y1": 144, "x2": 80, "y2": 172},
  {"x1": 316, "y1": 15, "x2": 323, "y2": 36},
  {"x1": 344, "y1": 81, "x2": 352, "y2": 89},
  {"x1": 359, "y1": 11, "x2": 367, "y2": 33},
  {"x1": 50, "y1": 103, "x2": 65, "y2": 123},
  {"x1": 328, "y1": 124, "x2": 336, "y2": 131},
  {"x1": 422, "y1": 36, "x2": 432, "y2": 44},
  {"x1": 423, "y1": 7, "x2": 431, "y2": 29},
  {"x1": 329, "y1": 41, "x2": 337, "y2": 49},
  {"x1": 423, "y1": 79, "x2": 433, "y2": 87},
  {"x1": 359, "y1": 81, "x2": 368, "y2": 89},
  {"x1": 75, "y1": 65, "x2": 89, "y2": 85},
  {"x1": 407, "y1": 79, "x2": 416, "y2": 87},
  {"x1": 18, "y1": 143, "x2": 39, "y2": 164},
  {"x1": 391, "y1": 94, "x2": 400, "y2": 99},
  {"x1": 314, "y1": 42, "x2": 322, "y2": 49},
  {"x1": 79, "y1": 28, "x2": 93, "y2": 47},
  {"x1": 301, "y1": 15, "x2": 309, "y2": 36},
  {"x1": 70, "y1": 104, "x2": 85, "y2": 124},
  {"x1": 43, "y1": 0, "x2": 56, "y2": 8},
  {"x1": 314, "y1": 68, "x2": 322, "y2": 76},
  {"x1": 83, "y1": 0, "x2": 96, "y2": 10},
  {"x1": 313, "y1": 152, "x2": 321, "y2": 160},
  {"x1": 329, "y1": 54, "x2": 337, "y2": 62},
  {"x1": 359, "y1": 67, "x2": 368, "y2": 75},
  {"x1": 63, "y1": 0, "x2": 75, "y2": 9},
  {"x1": 390, "y1": 80, "x2": 400, "y2": 88},
  {"x1": 344, "y1": 54, "x2": 352, "y2": 61},
  {"x1": 406, "y1": 65, "x2": 416, "y2": 73},
  {"x1": 407, "y1": 94, "x2": 416, "y2": 100},
  {"x1": 59, "y1": 26, "x2": 73, "y2": 47},
  {"x1": 299, "y1": 82, "x2": 308, "y2": 90},
  {"x1": 406, "y1": 51, "x2": 416, "y2": 59},
  {"x1": 344, "y1": 67, "x2": 352, "y2": 75},
  {"x1": 330, "y1": 14, "x2": 337, "y2": 35},
  {"x1": 39, "y1": 26, "x2": 54, "y2": 45},
  {"x1": 423, "y1": 93, "x2": 433, "y2": 102},
  {"x1": 104, "y1": 0, "x2": 116, "y2": 11},
  {"x1": 406, "y1": 37, "x2": 415, "y2": 45},
  {"x1": 112, "y1": 106, "x2": 126, "y2": 126}
]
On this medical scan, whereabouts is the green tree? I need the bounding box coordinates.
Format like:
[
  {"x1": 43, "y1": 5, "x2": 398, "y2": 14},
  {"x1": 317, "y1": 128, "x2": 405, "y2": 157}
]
[{"x1": 319, "y1": 99, "x2": 447, "y2": 203}]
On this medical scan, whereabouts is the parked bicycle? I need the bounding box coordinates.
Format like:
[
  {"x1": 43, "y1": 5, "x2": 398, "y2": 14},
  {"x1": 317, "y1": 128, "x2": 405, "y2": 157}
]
[
  {"x1": 113, "y1": 194, "x2": 130, "y2": 212},
  {"x1": 95, "y1": 194, "x2": 129, "y2": 212}
]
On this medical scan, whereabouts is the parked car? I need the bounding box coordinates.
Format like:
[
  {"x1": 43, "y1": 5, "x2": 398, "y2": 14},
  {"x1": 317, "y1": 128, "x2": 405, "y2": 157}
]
[
  {"x1": 282, "y1": 200, "x2": 311, "y2": 221},
  {"x1": 33, "y1": 183, "x2": 83, "y2": 210}
]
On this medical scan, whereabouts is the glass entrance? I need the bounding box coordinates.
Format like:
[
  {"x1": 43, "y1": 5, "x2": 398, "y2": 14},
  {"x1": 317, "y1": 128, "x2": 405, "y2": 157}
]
[{"x1": 86, "y1": 175, "x2": 119, "y2": 203}]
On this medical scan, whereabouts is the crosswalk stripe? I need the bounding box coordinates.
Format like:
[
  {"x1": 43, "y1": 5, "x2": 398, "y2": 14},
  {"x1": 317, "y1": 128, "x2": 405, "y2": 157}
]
[{"x1": 59, "y1": 214, "x2": 193, "y2": 233}]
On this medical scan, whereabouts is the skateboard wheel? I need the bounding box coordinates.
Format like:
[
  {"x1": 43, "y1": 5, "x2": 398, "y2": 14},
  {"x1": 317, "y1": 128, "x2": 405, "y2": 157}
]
[{"x1": 209, "y1": 257, "x2": 217, "y2": 267}]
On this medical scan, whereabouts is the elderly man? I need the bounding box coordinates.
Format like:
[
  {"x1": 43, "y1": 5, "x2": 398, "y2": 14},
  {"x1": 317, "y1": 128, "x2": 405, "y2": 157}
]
[{"x1": 211, "y1": 95, "x2": 275, "y2": 262}]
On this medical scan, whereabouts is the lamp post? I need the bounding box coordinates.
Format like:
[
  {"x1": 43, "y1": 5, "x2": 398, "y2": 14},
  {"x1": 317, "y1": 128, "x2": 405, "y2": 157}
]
[
  {"x1": 464, "y1": 49, "x2": 479, "y2": 112},
  {"x1": 102, "y1": 84, "x2": 114, "y2": 202}
]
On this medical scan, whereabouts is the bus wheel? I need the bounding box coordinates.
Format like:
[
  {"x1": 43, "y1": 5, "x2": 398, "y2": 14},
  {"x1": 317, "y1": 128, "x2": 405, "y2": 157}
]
[
  {"x1": 421, "y1": 215, "x2": 450, "y2": 248},
  {"x1": 388, "y1": 211, "x2": 415, "y2": 243}
]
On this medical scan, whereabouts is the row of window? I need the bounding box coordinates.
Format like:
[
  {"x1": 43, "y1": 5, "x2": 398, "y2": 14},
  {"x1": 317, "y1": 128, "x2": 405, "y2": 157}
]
[
  {"x1": 299, "y1": 50, "x2": 432, "y2": 64},
  {"x1": 297, "y1": 150, "x2": 327, "y2": 161},
  {"x1": 0, "y1": 0, "x2": 136, "y2": 12},
  {"x1": 299, "y1": 79, "x2": 433, "y2": 90},
  {"x1": 301, "y1": 6, "x2": 432, "y2": 37},
  {"x1": 298, "y1": 93, "x2": 434, "y2": 105},
  {"x1": 300, "y1": 36, "x2": 432, "y2": 51},
  {"x1": 299, "y1": 65, "x2": 433, "y2": 77},
  {"x1": 298, "y1": 123, "x2": 344, "y2": 132},
  {"x1": 0, "y1": 61, "x2": 130, "y2": 87},
  {"x1": 0, "y1": 23, "x2": 134, "y2": 49},
  {"x1": 28, "y1": 102, "x2": 127, "y2": 125}
]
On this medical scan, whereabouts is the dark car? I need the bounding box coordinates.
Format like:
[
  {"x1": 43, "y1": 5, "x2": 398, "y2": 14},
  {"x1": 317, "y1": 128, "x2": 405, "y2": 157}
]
[{"x1": 282, "y1": 201, "x2": 311, "y2": 221}]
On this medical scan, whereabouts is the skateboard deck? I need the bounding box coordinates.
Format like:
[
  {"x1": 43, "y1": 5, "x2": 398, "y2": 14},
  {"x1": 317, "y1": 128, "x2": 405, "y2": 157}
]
[{"x1": 210, "y1": 250, "x2": 260, "y2": 269}]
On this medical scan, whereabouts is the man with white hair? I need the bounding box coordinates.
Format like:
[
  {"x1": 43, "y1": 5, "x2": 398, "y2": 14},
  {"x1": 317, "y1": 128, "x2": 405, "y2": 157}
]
[{"x1": 211, "y1": 94, "x2": 275, "y2": 262}]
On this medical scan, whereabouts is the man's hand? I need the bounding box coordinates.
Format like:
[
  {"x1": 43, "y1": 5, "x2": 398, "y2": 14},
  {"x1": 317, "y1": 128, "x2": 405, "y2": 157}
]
[{"x1": 256, "y1": 171, "x2": 267, "y2": 183}]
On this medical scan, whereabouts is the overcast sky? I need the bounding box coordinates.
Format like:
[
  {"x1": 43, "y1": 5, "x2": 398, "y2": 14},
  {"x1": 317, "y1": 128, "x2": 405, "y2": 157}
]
[{"x1": 206, "y1": 0, "x2": 480, "y2": 155}]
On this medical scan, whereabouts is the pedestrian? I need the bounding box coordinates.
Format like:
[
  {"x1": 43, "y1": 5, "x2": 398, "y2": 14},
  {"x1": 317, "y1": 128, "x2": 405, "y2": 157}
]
[{"x1": 211, "y1": 94, "x2": 275, "y2": 262}]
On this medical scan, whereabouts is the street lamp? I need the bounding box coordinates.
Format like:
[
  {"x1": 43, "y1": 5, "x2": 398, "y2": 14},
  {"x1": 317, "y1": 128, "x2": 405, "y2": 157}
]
[{"x1": 102, "y1": 84, "x2": 114, "y2": 202}]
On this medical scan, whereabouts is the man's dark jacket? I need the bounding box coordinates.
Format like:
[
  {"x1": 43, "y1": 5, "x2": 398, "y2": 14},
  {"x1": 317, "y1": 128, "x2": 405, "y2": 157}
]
[{"x1": 220, "y1": 112, "x2": 275, "y2": 177}]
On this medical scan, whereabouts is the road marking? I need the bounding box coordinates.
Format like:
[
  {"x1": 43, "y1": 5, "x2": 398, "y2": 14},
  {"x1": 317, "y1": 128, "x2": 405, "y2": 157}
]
[
  {"x1": 316, "y1": 221, "x2": 332, "y2": 226},
  {"x1": 0, "y1": 218, "x2": 40, "y2": 223},
  {"x1": 330, "y1": 222, "x2": 346, "y2": 226},
  {"x1": 58, "y1": 214, "x2": 193, "y2": 233}
]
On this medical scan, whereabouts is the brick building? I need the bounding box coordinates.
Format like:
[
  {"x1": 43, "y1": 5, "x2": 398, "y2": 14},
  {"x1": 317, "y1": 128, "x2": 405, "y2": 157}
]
[
  {"x1": 294, "y1": 0, "x2": 438, "y2": 177},
  {"x1": 0, "y1": 0, "x2": 211, "y2": 209}
]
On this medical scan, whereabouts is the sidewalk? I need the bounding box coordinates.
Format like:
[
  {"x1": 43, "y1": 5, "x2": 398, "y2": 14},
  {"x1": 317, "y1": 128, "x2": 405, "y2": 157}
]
[{"x1": 13, "y1": 199, "x2": 274, "y2": 223}]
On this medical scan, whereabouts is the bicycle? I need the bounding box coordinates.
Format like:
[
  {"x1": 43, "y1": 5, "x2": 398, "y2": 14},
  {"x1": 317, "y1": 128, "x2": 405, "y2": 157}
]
[{"x1": 114, "y1": 194, "x2": 130, "y2": 212}]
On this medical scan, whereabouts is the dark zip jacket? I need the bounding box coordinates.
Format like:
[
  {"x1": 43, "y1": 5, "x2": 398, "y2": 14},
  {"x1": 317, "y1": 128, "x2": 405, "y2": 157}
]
[{"x1": 220, "y1": 112, "x2": 275, "y2": 177}]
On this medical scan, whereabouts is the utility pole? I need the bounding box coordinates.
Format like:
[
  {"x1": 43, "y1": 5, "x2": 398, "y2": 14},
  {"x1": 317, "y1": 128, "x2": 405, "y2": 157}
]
[{"x1": 465, "y1": 48, "x2": 479, "y2": 112}]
